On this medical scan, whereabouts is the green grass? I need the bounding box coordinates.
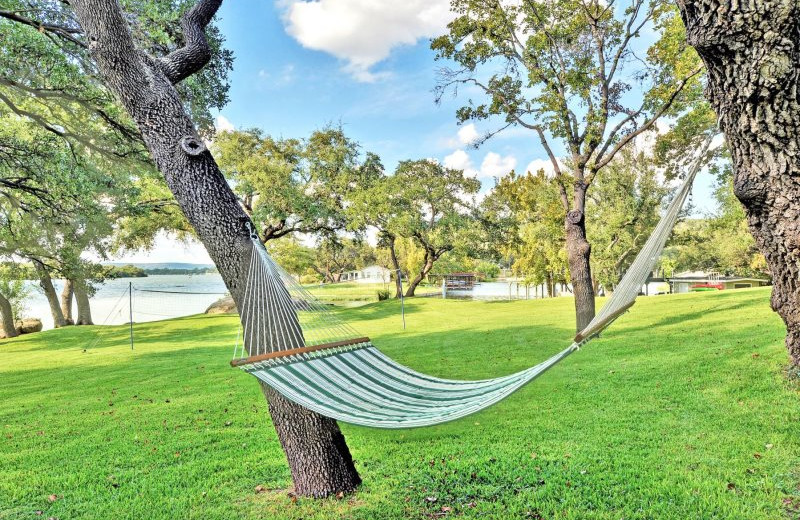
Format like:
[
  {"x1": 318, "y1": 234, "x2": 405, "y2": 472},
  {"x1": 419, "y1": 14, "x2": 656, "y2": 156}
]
[
  {"x1": 303, "y1": 281, "x2": 438, "y2": 304},
  {"x1": 1, "y1": 288, "x2": 799, "y2": 519}
]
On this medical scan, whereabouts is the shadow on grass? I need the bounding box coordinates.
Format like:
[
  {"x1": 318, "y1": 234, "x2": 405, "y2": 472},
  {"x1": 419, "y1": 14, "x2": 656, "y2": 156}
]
[
  {"x1": 2, "y1": 314, "x2": 239, "y2": 354},
  {"x1": 1, "y1": 315, "x2": 577, "y2": 388},
  {"x1": 4, "y1": 289, "x2": 776, "y2": 390},
  {"x1": 616, "y1": 299, "x2": 756, "y2": 337}
]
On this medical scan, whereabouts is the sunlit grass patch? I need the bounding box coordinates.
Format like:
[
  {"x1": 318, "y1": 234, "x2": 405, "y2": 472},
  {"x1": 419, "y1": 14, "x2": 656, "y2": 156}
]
[{"x1": 1, "y1": 287, "x2": 798, "y2": 519}]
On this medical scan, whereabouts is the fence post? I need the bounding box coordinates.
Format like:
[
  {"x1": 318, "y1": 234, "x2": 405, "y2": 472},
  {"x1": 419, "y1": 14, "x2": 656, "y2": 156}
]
[{"x1": 129, "y1": 282, "x2": 134, "y2": 350}]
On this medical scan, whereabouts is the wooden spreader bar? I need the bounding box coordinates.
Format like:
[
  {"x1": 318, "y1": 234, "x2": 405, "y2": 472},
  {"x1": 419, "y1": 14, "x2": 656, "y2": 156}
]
[
  {"x1": 573, "y1": 302, "x2": 635, "y2": 344},
  {"x1": 230, "y1": 337, "x2": 371, "y2": 367}
]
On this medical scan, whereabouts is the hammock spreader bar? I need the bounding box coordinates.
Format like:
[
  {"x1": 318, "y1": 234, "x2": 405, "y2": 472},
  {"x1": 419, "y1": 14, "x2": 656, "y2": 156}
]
[{"x1": 230, "y1": 141, "x2": 708, "y2": 428}]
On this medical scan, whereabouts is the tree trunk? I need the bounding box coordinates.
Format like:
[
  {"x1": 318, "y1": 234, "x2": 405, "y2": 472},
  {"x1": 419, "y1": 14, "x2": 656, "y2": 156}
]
[
  {"x1": 61, "y1": 280, "x2": 74, "y2": 325},
  {"x1": 565, "y1": 208, "x2": 595, "y2": 332},
  {"x1": 677, "y1": 0, "x2": 800, "y2": 365},
  {"x1": 0, "y1": 291, "x2": 18, "y2": 339},
  {"x1": 68, "y1": 0, "x2": 360, "y2": 495},
  {"x1": 405, "y1": 252, "x2": 434, "y2": 297},
  {"x1": 262, "y1": 384, "x2": 361, "y2": 497},
  {"x1": 33, "y1": 260, "x2": 66, "y2": 328},
  {"x1": 73, "y1": 280, "x2": 93, "y2": 325},
  {"x1": 387, "y1": 234, "x2": 403, "y2": 299}
]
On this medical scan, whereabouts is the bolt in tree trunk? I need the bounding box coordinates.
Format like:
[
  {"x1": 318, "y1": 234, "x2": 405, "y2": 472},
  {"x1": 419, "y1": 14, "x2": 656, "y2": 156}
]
[
  {"x1": 677, "y1": 0, "x2": 800, "y2": 365},
  {"x1": 32, "y1": 259, "x2": 66, "y2": 328},
  {"x1": 68, "y1": 0, "x2": 360, "y2": 495},
  {"x1": 73, "y1": 280, "x2": 93, "y2": 325},
  {"x1": 0, "y1": 291, "x2": 18, "y2": 339},
  {"x1": 61, "y1": 280, "x2": 74, "y2": 325}
]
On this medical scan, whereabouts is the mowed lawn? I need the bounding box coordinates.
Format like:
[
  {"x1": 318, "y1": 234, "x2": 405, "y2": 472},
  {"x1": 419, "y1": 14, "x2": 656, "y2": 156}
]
[
  {"x1": 304, "y1": 281, "x2": 438, "y2": 304},
  {"x1": 1, "y1": 288, "x2": 799, "y2": 519}
]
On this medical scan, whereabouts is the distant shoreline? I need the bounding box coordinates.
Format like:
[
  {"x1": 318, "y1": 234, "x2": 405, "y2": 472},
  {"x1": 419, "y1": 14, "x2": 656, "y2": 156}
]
[{"x1": 104, "y1": 265, "x2": 219, "y2": 279}]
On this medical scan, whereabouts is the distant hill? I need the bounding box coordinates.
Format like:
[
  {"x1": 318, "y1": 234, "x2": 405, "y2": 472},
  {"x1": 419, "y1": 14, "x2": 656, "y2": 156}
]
[{"x1": 106, "y1": 262, "x2": 216, "y2": 270}]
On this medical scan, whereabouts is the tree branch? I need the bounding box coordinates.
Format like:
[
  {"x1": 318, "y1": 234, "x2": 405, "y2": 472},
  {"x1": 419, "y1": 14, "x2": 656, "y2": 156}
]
[
  {"x1": 594, "y1": 66, "x2": 703, "y2": 171},
  {"x1": 157, "y1": 0, "x2": 223, "y2": 84},
  {"x1": 0, "y1": 10, "x2": 86, "y2": 48}
]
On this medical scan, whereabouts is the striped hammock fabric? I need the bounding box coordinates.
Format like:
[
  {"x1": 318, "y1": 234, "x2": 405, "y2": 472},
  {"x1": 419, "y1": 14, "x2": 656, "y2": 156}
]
[
  {"x1": 241, "y1": 339, "x2": 579, "y2": 428},
  {"x1": 231, "y1": 143, "x2": 707, "y2": 429}
]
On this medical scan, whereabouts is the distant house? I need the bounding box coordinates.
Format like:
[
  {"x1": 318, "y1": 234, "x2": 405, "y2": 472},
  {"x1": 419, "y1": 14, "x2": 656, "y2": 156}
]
[
  {"x1": 340, "y1": 265, "x2": 392, "y2": 284},
  {"x1": 668, "y1": 270, "x2": 769, "y2": 293}
]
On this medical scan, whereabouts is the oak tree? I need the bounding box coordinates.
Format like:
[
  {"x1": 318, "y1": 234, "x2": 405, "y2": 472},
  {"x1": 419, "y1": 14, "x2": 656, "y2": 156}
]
[
  {"x1": 2, "y1": 0, "x2": 361, "y2": 496},
  {"x1": 432, "y1": 0, "x2": 701, "y2": 330}
]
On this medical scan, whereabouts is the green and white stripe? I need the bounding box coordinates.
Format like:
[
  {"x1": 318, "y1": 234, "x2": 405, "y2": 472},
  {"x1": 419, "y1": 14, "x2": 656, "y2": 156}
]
[{"x1": 243, "y1": 343, "x2": 579, "y2": 428}]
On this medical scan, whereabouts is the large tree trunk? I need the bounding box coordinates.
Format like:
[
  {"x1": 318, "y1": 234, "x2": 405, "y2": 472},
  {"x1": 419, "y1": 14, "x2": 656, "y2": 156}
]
[
  {"x1": 386, "y1": 234, "x2": 404, "y2": 299},
  {"x1": 565, "y1": 207, "x2": 595, "y2": 332},
  {"x1": 73, "y1": 280, "x2": 93, "y2": 325},
  {"x1": 677, "y1": 0, "x2": 800, "y2": 365},
  {"x1": 61, "y1": 280, "x2": 74, "y2": 325},
  {"x1": 405, "y1": 252, "x2": 434, "y2": 297},
  {"x1": 33, "y1": 259, "x2": 66, "y2": 328},
  {"x1": 0, "y1": 291, "x2": 18, "y2": 339},
  {"x1": 68, "y1": 0, "x2": 360, "y2": 496}
]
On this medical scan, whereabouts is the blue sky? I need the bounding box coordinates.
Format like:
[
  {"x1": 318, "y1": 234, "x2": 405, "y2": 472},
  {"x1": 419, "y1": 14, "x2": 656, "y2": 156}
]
[{"x1": 118, "y1": 0, "x2": 717, "y2": 263}]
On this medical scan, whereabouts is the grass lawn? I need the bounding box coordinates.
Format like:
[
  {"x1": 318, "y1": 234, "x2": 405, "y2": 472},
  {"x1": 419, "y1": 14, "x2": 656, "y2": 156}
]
[
  {"x1": 303, "y1": 281, "x2": 438, "y2": 304},
  {"x1": 1, "y1": 288, "x2": 799, "y2": 519}
]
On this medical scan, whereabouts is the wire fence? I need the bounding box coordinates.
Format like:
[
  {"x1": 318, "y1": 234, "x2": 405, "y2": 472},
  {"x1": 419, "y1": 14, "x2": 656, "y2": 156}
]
[{"x1": 84, "y1": 282, "x2": 229, "y2": 351}]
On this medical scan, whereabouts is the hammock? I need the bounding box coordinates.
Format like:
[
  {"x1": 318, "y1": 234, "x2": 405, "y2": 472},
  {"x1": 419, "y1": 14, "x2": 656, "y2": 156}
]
[{"x1": 231, "y1": 152, "x2": 704, "y2": 429}]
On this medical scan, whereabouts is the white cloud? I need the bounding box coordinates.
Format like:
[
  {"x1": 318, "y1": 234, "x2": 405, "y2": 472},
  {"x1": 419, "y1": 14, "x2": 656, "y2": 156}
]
[
  {"x1": 524, "y1": 158, "x2": 563, "y2": 177},
  {"x1": 280, "y1": 0, "x2": 453, "y2": 81},
  {"x1": 443, "y1": 149, "x2": 517, "y2": 180},
  {"x1": 457, "y1": 123, "x2": 479, "y2": 146},
  {"x1": 480, "y1": 152, "x2": 517, "y2": 178},
  {"x1": 215, "y1": 115, "x2": 235, "y2": 133},
  {"x1": 443, "y1": 149, "x2": 472, "y2": 171}
]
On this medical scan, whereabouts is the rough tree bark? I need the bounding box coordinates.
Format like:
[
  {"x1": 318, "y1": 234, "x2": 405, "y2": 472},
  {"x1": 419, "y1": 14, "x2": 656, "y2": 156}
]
[
  {"x1": 32, "y1": 259, "x2": 66, "y2": 328},
  {"x1": 677, "y1": 0, "x2": 800, "y2": 365},
  {"x1": 73, "y1": 280, "x2": 93, "y2": 325},
  {"x1": 0, "y1": 291, "x2": 18, "y2": 339},
  {"x1": 61, "y1": 280, "x2": 74, "y2": 325},
  {"x1": 565, "y1": 184, "x2": 595, "y2": 332},
  {"x1": 68, "y1": 0, "x2": 360, "y2": 496}
]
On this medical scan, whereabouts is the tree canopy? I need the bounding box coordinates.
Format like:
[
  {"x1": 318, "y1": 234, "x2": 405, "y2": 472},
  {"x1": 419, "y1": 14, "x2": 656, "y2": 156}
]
[{"x1": 213, "y1": 127, "x2": 380, "y2": 242}]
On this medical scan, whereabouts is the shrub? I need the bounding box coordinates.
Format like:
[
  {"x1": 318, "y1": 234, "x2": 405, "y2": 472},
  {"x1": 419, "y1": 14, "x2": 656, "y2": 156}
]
[
  {"x1": 300, "y1": 274, "x2": 322, "y2": 285},
  {"x1": 474, "y1": 261, "x2": 500, "y2": 281}
]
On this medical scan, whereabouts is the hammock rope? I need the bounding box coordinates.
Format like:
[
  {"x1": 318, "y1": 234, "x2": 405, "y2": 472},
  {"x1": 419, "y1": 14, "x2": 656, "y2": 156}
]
[{"x1": 231, "y1": 144, "x2": 708, "y2": 428}]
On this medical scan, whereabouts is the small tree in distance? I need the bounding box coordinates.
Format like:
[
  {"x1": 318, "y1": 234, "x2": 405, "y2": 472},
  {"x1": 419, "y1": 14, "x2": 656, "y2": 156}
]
[{"x1": 391, "y1": 160, "x2": 480, "y2": 297}]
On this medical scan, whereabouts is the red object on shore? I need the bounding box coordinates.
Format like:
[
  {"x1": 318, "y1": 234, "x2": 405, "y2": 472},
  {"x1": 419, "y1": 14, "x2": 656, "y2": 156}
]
[{"x1": 691, "y1": 283, "x2": 724, "y2": 290}]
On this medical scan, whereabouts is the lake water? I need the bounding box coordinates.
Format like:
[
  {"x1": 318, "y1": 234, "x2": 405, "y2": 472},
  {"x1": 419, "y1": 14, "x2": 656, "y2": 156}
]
[
  {"x1": 25, "y1": 277, "x2": 582, "y2": 331},
  {"x1": 25, "y1": 274, "x2": 228, "y2": 331},
  {"x1": 441, "y1": 281, "x2": 561, "y2": 300}
]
